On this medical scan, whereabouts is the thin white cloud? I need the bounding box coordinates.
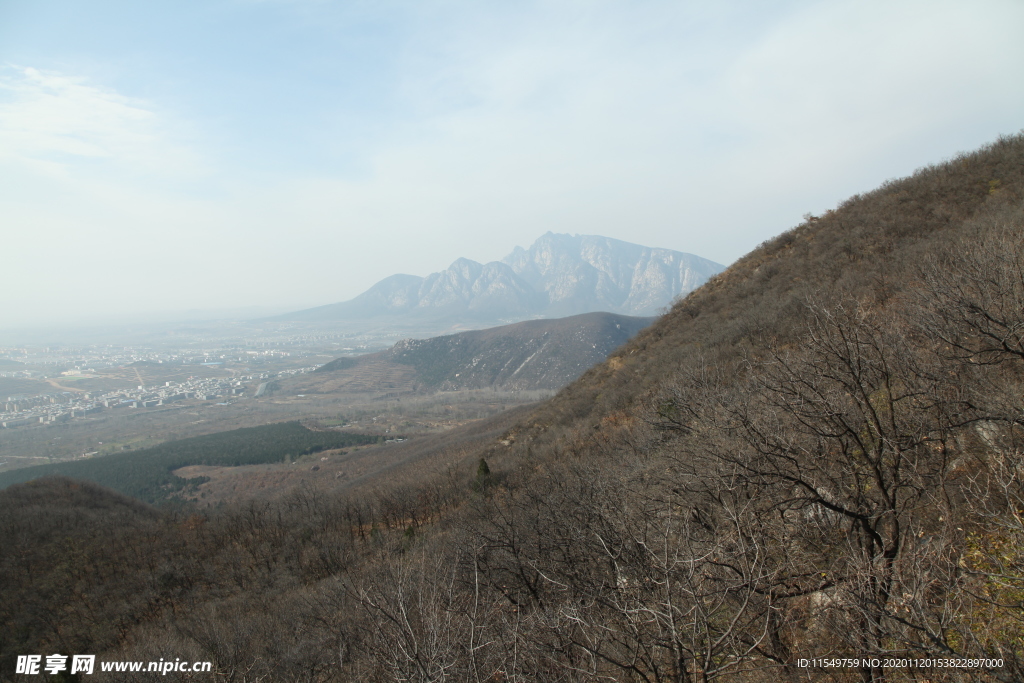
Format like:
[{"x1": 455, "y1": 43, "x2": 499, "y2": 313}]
[
  {"x1": 1, "y1": 0, "x2": 1022, "y2": 329},
  {"x1": 723, "y1": 0, "x2": 1024, "y2": 141},
  {"x1": 0, "y1": 65, "x2": 202, "y2": 180},
  {"x1": 320, "y1": 0, "x2": 1024, "y2": 265},
  {"x1": 168, "y1": 0, "x2": 1024, "y2": 308}
]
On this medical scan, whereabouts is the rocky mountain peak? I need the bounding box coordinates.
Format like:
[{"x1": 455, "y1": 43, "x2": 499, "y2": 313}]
[
  {"x1": 271, "y1": 233, "x2": 723, "y2": 323},
  {"x1": 501, "y1": 233, "x2": 723, "y2": 317}
]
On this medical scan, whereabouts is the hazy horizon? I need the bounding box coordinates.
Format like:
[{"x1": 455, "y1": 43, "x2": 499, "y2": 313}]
[{"x1": 3, "y1": 0, "x2": 1023, "y2": 329}]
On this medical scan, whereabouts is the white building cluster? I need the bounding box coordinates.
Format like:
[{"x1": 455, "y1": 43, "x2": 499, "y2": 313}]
[{"x1": 1, "y1": 368, "x2": 320, "y2": 429}]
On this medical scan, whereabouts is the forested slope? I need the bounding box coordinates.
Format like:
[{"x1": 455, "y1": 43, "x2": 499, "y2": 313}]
[
  {"x1": 3, "y1": 135, "x2": 1024, "y2": 683},
  {"x1": 0, "y1": 422, "x2": 380, "y2": 504}
]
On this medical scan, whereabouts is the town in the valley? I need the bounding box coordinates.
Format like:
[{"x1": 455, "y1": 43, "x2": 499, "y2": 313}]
[{"x1": 0, "y1": 328, "x2": 394, "y2": 431}]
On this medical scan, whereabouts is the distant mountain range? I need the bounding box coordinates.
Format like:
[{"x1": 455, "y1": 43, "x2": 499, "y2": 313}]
[
  {"x1": 271, "y1": 233, "x2": 723, "y2": 323},
  {"x1": 306, "y1": 312, "x2": 655, "y2": 392}
]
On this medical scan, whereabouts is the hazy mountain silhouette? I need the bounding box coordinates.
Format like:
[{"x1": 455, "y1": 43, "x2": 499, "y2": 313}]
[{"x1": 270, "y1": 233, "x2": 723, "y2": 323}]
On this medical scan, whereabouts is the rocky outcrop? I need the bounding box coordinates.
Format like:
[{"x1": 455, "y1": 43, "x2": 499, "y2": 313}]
[{"x1": 502, "y1": 232, "x2": 723, "y2": 316}]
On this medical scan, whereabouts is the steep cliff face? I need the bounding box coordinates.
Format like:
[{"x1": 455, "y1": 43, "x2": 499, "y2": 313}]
[
  {"x1": 414, "y1": 259, "x2": 541, "y2": 318},
  {"x1": 273, "y1": 233, "x2": 723, "y2": 323},
  {"x1": 501, "y1": 232, "x2": 724, "y2": 316}
]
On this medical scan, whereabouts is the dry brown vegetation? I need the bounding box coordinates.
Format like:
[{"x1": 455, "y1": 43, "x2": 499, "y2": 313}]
[
  {"x1": 3, "y1": 135, "x2": 1024, "y2": 682},
  {"x1": 310, "y1": 312, "x2": 655, "y2": 392}
]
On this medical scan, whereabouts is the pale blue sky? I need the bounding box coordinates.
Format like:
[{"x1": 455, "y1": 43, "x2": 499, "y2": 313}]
[{"x1": 2, "y1": 0, "x2": 1023, "y2": 328}]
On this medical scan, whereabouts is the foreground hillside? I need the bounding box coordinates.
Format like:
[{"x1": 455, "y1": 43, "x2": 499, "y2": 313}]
[{"x1": 3, "y1": 135, "x2": 1024, "y2": 682}]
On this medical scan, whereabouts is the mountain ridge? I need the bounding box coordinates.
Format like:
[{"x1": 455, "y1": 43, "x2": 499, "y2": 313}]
[
  {"x1": 270, "y1": 232, "x2": 723, "y2": 323},
  {"x1": 309, "y1": 311, "x2": 655, "y2": 392}
]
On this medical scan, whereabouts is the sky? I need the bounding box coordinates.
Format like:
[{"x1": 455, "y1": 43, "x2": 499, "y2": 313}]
[{"x1": 2, "y1": 0, "x2": 1023, "y2": 329}]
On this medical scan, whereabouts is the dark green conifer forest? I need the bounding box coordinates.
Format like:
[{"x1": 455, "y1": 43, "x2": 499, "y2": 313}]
[{"x1": 0, "y1": 422, "x2": 380, "y2": 504}]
